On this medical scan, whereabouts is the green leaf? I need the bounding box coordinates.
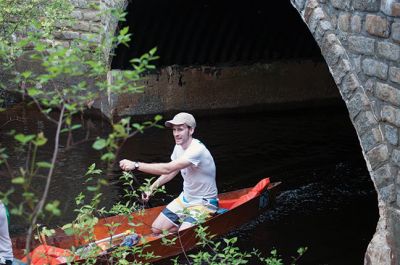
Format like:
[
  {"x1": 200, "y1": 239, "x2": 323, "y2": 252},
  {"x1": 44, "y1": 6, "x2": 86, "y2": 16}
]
[
  {"x1": 43, "y1": 108, "x2": 52, "y2": 114},
  {"x1": 63, "y1": 227, "x2": 75, "y2": 236},
  {"x1": 113, "y1": 124, "x2": 126, "y2": 136},
  {"x1": 87, "y1": 186, "x2": 97, "y2": 192},
  {"x1": 71, "y1": 124, "x2": 82, "y2": 130},
  {"x1": 62, "y1": 223, "x2": 72, "y2": 230},
  {"x1": 92, "y1": 138, "x2": 107, "y2": 150},
  {"x1": 27, "y1": 88, "x2": 41, "y2": 97},
  {"x1": 14, "y1": 133, "x2": 35, "y2": 145},
  {"x1": 36, "y1": 161, "x2": 53, "y2": 168},
  {"x1": 120, "y1": 117, "x2": 130, "y2": 126},
  {"x1": 65, "y1": 116, "x2": 71, "y2": 126},
  {"x1": 101, "y1": 152, "x2": 115, "y2": 161},
  {"x1": 21, "y1": 71, "x2": 32, "y2": 79},
  {"x1": 88, "y1": 163, "x2": 95, "y2": 171},
  {"x1": 22, "y1": 192, "x2": 35, "y2": 200},
  {"x1": 119, "y1": 26, "x2": 129, "y2": 36},
  {"x1": 130, "y1": 58, "x2": 141, "y2": 64},
  {"x1": 132, "y1": 123, "x2": 144, "y2": 132},
  {"x1": 65, "y1": 103, "x2": 77, "y2": 111},
  {"x1": 149, "y1": 47, "x2": 157, "y2": 55},
  {"x1": 10, "y1": 205, "x2": 23, "y2": 216},
  {"x1": 33, "y1": 132, "x2": 47, "y2": 146},
  {"x1": 45, "y1": 200, "x2": 61, "y2": 216},
  {"x1": 34, "y1": 42, "x2": 46, "y2": 52},
  {"x1": 11, "y1": 177, "x2": 25, "y2": 184},
  {"x1": 41, "y1": 228, "x2": 56, "y2": 237},
  {"x1": 75, "y1": 193, "x2": 85, "y2": 205},
  {"x1": 92, "y1": 169, "x2": 102, "y2": 175},
  {"x1": 99, "y1": 179, "x2": 108, "y2": 186}
]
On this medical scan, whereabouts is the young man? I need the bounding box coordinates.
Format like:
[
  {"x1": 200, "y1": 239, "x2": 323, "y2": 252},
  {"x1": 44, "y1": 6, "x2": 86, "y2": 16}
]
[
  {"x1": 119, "y1": 112, "x2": 218, "y2": 234},
  {"x1": 0, "y1": 201, "x2": 13, "y2": 265}
]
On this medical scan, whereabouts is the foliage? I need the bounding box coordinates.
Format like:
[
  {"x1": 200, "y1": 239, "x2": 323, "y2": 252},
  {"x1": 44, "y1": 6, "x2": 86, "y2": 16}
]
[
  {"x1": 250, "y1": 247, "x2": 308, "y2": 265},
  {"x1": 0, "y1": 0, "x2": 71, "y2": 41},
  {"x1": 0, "y1": 1, "x2": 307, "y2": 265},
  {"x1": 0, "y1": 0, "x2": 159, "y2": 262},
  {"x1": 170, "y1": 224, "x2": 307, "y2": 265},
  {"x1": 92, "y1": 115, "x2": 163, "y2": 163}
]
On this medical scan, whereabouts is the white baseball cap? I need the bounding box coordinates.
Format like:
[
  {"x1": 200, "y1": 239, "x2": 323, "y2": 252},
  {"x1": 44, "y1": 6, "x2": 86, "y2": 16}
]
[{"x1": 165, "y1": 112, "x2": 196, "y2": 128}]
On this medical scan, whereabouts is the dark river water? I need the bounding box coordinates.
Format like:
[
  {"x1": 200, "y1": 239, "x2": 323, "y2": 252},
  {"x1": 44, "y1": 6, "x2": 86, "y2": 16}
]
[{"x1": 0, "y1": 101, "x2": 378, "y2": 265}]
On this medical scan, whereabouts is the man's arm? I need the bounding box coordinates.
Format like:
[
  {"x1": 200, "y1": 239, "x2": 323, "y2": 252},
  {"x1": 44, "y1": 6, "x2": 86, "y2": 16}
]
[
  {"x1": 140, "y1": 170, "x2": 179, "y2": 202},
  {"x1": 119, "y1": 157, "x2": 192, "y2": 175},
  {"x1": 150, "y1": 170, "x2": 178, "y2": 192}
]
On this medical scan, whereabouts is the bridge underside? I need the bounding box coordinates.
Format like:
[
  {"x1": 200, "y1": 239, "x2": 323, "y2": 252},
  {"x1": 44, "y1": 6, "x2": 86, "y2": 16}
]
[
  {"x1": 108, "y1": 0, "x2": 400, "y2": 264},
  {"x1": 112, "y1": 0, "x2": 322, "y2": 68},
  {"x1": 107, "y1": 0, "x2": 341, "y2": 117}
]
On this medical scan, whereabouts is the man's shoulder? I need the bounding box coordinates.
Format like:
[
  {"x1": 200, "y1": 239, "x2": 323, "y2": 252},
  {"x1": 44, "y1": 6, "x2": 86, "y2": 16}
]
[{"x1": 190, "y1": 139, "x2": 207, "y2": 149}]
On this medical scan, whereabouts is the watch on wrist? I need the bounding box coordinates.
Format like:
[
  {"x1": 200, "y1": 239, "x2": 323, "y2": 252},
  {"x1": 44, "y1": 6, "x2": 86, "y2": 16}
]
[{"x1": 133, "y1": 161, "x2": 140, "y2": 170}]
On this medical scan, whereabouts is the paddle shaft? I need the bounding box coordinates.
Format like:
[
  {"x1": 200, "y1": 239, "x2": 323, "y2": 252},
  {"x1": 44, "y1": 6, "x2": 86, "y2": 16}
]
[
  {"x1": 78, "y1": 230, "x2": 131, "y2": 250},
  {"x1": 94, "y1": 231, "x2": 129, "y2": 245}
]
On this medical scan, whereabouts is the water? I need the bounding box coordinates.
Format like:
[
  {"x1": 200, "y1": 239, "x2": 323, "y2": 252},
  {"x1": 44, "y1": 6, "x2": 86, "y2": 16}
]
[{"x1": 0, "y1": 102, "x2": 378, "y2": 264}]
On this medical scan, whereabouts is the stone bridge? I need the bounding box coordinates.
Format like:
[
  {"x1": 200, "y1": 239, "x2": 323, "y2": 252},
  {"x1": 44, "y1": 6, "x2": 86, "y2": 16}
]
[
  {"x1": 46, "y1": 0, "x2": 400, "y2": 263},
  {"x1": 293, "y1": 1, "x2": 400, "y2": 264}
]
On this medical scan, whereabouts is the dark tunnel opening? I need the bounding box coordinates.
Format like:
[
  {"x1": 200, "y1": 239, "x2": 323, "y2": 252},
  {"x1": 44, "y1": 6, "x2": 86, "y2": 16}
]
[
  {"x1": 109, "y1": 1, "x2": 379, "y2": 264},
  {"x1": 111, "y1": 0, "x2": 323, "y2": 69}
]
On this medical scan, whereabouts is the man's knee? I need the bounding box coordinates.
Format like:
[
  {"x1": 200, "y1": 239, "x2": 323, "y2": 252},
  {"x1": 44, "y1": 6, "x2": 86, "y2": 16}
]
[
  {"x1": 151, "y1": 214, "x2": 177, "y2": 235},
  {"x1": 151, "y1": 226, "x2": 162, "y2": 235}
]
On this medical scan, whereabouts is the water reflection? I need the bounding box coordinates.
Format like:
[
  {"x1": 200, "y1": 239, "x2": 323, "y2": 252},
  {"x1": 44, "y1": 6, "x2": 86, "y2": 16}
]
[{"x1": 0, "y1": 102, "x2": 377, "y2": 264}]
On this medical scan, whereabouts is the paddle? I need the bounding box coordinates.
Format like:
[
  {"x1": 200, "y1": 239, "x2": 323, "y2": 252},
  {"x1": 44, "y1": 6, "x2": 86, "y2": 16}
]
[
  {"x1": 76, "y1": 230, "x2": 134, "y2": 256},
  {"x1": 93, "y1": 230, "x2": 132, "y2": 245}
]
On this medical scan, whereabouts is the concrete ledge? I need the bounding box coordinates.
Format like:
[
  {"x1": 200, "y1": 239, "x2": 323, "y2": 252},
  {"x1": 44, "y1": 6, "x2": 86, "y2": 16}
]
[{"x1": 103, "y1": 60, "x2": 340, "y2": 118}]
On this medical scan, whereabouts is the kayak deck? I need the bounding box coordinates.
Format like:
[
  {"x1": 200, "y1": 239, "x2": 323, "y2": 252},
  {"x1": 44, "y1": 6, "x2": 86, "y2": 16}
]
[{"x1": 13, "y1": 178, "x2": 279, "y2": 264}]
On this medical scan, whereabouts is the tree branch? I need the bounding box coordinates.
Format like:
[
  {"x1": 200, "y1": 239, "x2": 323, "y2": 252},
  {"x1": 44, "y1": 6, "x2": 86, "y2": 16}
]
[{"x1": 24, "y1": 104, "x2": 65, "y2": 263}]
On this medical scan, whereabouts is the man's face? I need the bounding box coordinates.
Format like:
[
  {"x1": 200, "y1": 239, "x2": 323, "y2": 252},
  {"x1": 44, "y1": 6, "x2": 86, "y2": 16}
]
[{"x1": 172, "y1": 124, "x2": 193, "y2": 146}]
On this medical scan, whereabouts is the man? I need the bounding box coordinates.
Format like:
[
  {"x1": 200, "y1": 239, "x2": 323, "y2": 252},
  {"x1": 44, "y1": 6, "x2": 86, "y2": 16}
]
[
  {"x1": 119, "y1": 112, "x2": 218, "y2": 235},
  {"x1": 0, "y1": 201, "x2": 13, "y2": 265}
]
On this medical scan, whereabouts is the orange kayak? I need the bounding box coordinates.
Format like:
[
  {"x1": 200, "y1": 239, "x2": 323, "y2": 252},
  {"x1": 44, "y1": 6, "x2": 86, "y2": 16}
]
[{"x1": 13, "y1": 177, "x2": 280, "y2": 264}]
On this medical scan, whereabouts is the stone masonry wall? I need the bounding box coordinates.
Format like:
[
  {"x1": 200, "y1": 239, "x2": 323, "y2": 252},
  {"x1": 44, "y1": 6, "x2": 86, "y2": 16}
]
[
  {"x1": 290, "y1": 0, "x2": 400, "y2": 264},
  {"x1": 52, "y1": 0, "x2": 400, "y2": 263},
  {"x1": 55, "y1": 0, "x2": 126, "y2": 61}
]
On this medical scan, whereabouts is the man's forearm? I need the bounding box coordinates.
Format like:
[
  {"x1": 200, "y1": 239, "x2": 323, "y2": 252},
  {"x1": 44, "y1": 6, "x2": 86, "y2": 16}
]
[
  {"x1": 119, "y1": 159, "x2": 174, "y2": 175},
  {"x1": 150, "y1": 176, "x2": 165, "y2": 191},
  {"x1": 137, "y1": 161, "x2": 175, "y2": 175},
  {"x1": 150, "y1": 172, "x2": 177, "y2": 192},
  {"x1": 120, "y1": 158, "x2": 189, "y2": 176}
]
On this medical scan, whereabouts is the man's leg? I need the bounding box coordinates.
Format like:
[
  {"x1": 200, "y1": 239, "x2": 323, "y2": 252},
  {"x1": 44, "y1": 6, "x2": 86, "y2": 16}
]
[
  {"x1": 151, "y1": 197, "x2": 183, "y2": 235},
  {"x1": 178, "y1": 203, "x2": 217, "y2": 232},
  {"x1": 178, "y1": 221, "x2": 195, "y2": 231},
  {"x1": 151, "y1": 213, "x2": 178, "y2": 235}
]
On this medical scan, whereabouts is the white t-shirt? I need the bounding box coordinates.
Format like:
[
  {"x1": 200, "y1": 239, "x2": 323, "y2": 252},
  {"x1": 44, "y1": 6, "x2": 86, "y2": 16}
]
[
  {"x1": 0, "y1": 202, "x2": 13, "y2": 260},
  {"x1": 171, "y1": 138, "x2": 217, "y2": 202}
]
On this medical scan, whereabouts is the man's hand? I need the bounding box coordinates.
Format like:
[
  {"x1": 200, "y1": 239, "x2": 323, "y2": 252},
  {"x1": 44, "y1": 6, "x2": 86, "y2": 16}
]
[
  {"x1": 141, "y1": 190, "x2": 152, "y2": 202},
  {"x1": 119, "y1": 159, "x2": 135, "y2": 171}
]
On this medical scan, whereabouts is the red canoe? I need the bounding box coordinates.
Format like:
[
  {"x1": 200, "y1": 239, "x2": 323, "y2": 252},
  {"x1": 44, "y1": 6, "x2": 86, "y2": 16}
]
[{"x1": 13, "y1": 177, "x2": 280, "y2": 264}]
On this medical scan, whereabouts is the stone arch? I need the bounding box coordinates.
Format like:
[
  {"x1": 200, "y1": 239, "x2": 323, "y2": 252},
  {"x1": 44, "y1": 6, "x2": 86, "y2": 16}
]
[
  {"x1": 290, "y1": 0, "x2": 399, "y2": 264},
  {"x1": 69, "y1": 0, "x2": 398, "y2": 263}
]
